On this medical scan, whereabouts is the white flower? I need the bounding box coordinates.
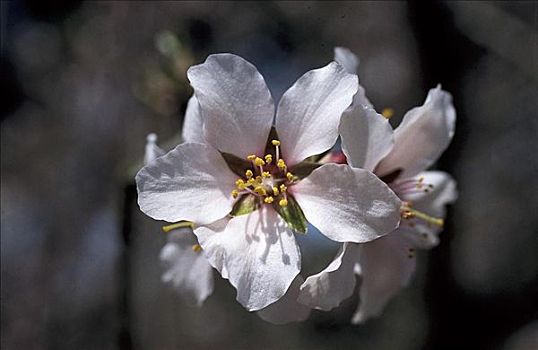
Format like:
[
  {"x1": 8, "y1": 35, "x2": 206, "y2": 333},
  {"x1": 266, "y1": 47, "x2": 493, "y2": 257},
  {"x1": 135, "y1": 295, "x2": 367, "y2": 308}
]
[
  {"x1": 297, "y1": 48, "x2": 457, "y2": 323},
  {"x1": 136, "y1": 53, "x2": 402, "y2": 312},
  {"x1": 160, "y1": 228, "x2": 214, "y2": 306},
  {"x1": 144, "y1": 131, "x2": 214, "y2": 306}
]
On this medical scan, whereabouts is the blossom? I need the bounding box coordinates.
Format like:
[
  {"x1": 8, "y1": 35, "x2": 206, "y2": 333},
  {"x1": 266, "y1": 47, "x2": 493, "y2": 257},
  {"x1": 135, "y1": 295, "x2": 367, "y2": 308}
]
[
  {"x1": 144, "y1": 131, "x2": 214, "y2": 306},
  {"x1": 136, "y1": 53, "x2": 402, "y2": 313},
  {"x1": 297, "y1": 48, "x2": 457, "y2": 323}
]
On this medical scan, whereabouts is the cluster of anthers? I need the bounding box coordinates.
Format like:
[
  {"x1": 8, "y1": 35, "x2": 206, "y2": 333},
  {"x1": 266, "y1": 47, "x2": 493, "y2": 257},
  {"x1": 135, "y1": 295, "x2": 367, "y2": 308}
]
[
  {"x1": 396, "y1": 176, "x2": 444, "y2": 235},
  {"x1": 231, "y1": 140, "x2": 295, "y2": 207}
]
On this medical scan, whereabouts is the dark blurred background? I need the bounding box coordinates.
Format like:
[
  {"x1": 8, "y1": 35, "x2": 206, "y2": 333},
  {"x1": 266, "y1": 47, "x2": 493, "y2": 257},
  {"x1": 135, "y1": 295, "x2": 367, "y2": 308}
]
[{"x1": 1, "y1": 1, "x2": 537, "y2": 349}]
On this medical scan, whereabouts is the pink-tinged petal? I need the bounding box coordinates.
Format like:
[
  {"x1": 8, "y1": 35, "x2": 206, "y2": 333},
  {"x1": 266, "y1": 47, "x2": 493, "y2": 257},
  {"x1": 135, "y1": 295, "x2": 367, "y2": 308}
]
[
  {"x1": 144, "y1": 133, "x2": 165, "y2": 165},
  {"x1": 397, "y1": 171, "x2": 458, "y2": 248},
  {"x1": 257, "y1": 276, "x2": 311, "y2": 324},
  {"x1": 297, "y1": 243, "x2": 360, "y2": 311},
  {"x1": 340, "y1": 105, "x2": 394, "y2": 171},
  {"x1": 181, "y1": 95, "x2": 205, "y2": 144},
  {"x1": 187, "y1": 54, "x2": 275, "y2": 158},
  {"x1": 352, "y1": 231, "x2": 416, "y2": 324},
  {"x1": 275, "y1": 62, "x2": 358, "y2": 166},
  {"x1": 193, "y1": 207, "x2": 301, "y2": 311},
  {"x1": 159, "y1": 228, "x2": 214, "y2": 306},
  {"x1": 292, "y1": 164, "x2": 401, "y2": 243},
  {"x1": 136, "y1": 143, "x2": 236, "y2": 225},
  {"x1": 376, "y1": 86, "x2": 456, "y2": 178}
]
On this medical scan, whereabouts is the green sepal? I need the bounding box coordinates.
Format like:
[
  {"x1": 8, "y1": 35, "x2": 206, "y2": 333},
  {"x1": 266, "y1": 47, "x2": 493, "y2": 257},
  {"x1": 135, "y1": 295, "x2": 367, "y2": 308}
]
[
  {"x1": 230, "y1": 194, "x2": 258, "y2": 217},
  {"x1": 220, "y1": 152, "x2": 253, "y2": 178},
  {"x1": 288, "y1": 161, "x2": 322, "y2": 180},
  {"x1": 272, "y1": 195, "x2": 308, "y2": 234}
]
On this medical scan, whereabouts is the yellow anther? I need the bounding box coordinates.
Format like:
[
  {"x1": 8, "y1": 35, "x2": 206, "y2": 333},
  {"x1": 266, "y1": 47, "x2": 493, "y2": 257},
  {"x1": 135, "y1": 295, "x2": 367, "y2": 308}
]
[
  {"x1": 286, "y1": 172, "x2": 294, "y2": 181},
  {"x1": 381, "y1": 107, "x2": 394, "y2": 119},
  {"x1": 279, "y1": 198, "x2": 288, "y2": 207},
  {"x1": 264, "y1": 196, "x2": 274, "y2": 204},
  {"x1": 231, "y1": 189, "x2": 239, "y2": 198},
  {"x1": 255, "y1": 176, "x2": 262, "y2": 183},
  {"x1": 262, "y1": 171, "x2": 271, "y2": 178},
  {"x1": 254, "y1": 186, "x2": 267, "y2": 196},
  {"x1": 272, "y1": 186, "x2": 279, "y2": 195},
  {"x1": 277, "y1": 159, "x2": 286, "y2": 170},
  {"x1": 254, "y1": 157, "x2": 265, "y2": 166},
  {"x1": 264, "y1": 154, "x2": 273, "y2": 164},
  {"x1": 247, "y1": 154, "x2": 257, "y2": 161},
  {"x1": 271, "y1": 140, "x2": 281, "y2": 146},
  {"x1": 247, "y1": 178, "x2": 256, "y2": 186},
  {"x1": 235, "y1": 179, "x2": 246, "y2": 189},
  {"x1": 279, "y1": 184, "x2": 287, "y2": 193},
  {"x1": 192, "y1": 244, "x2": 202, "y2": 252},
  {"x1": 245, "y1": 169, "x2": 253, "y2": 178}
]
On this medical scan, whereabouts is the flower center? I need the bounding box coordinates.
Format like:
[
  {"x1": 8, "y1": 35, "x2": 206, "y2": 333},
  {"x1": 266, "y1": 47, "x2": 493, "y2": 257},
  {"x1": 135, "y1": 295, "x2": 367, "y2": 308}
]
[{"x1": 231, "y1": 139, "x2": 295, "y2": 207}]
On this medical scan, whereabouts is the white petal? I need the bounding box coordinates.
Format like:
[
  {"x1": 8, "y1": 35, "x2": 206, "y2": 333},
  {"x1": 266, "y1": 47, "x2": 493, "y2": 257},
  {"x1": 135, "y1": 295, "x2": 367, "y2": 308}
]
[
  {"x1": 397, "y1": 171, "x2": 458, "y2": 248},
  {"x1": 275, "y1": 62, "x2": 358, "y2": 166},
  {"x1": 187, "y1": 54, "x2": 274, "y2": 158},
  {"x1": 376, "y1": 86, "x2": 456, "y2": 178},
  {"x1": 194, "y1": 207, "x2": 301, "y2": 311},
  {"x1": 257, "y1": 276, "x2": 311, "y2": 324},
  {"x1": 408, "y1": 171, "x2": 458, "y2": 218},
  {"x1": 352, "y1": 232, "x2": 416, "y2": 324},
  {"x1": 352, "y1": 84, "x2": 374, "y2": 109},
  {"x1": 297, "y1": 243, "x2": 360, "y2": 311},
  {"x1": 333, "y1": 47, "x2": 373, "y2": 108},
  {"x1": 181, "y1": 95, "x2": 205, "y2": 144},
  {"x1": 292, "y1": 164, "x2": 401, "y2": 243},
  {"x1": 136, "y1": 143, "x2": 237, "y2": 224},
  {"x1": 144, "y1": 133, "x2": 165, "y2": 165},
  {"x1": 340, "y1": 105, "x2": 394, "y2": 171},
  {"x1": 160, "y1": 228, "x2": 214, "y2": 306},
  {"x1": 334, "y1": 47, "x2": 359, "y2": 74}
]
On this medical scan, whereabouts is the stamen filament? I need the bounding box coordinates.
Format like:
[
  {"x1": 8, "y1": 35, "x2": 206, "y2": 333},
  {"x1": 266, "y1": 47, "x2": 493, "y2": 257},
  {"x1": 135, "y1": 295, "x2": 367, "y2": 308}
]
[
  {"x1": 401, "y1": 206, "x2": 444, "y2": 227},
  {"x1": 162, "y1": 221, "x2": 194, "y2": 232}
]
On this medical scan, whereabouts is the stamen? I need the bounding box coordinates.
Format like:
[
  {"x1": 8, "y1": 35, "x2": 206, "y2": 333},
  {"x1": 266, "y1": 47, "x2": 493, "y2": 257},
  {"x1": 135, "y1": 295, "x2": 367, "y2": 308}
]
[
  {"x1": 245, "y1": 169, "x2": 253, "y2": 178},
  {"x1": 401, "y1": 205, "x2": 444, "y2": 227},
  {"x1": 192, "y1": 244, "x2": 202, "y2": 252},
  {"x1": 262, "y1": 171, "x2": 271, "y2": 178},
  {"x1": 264, "y1": 196, "x2": 274, "y2": 204},
  {"x1": 272, "y1": 140, "x2": 281, "y2": 160},
  {"x1": 236, "y1": 179, "x2": 247, "y2": 190},
  {"x1": 286, "y1": 172, "x2": 294, "y2": 181},
  {"x1": 279, "y1": 184, "x2": 287, "y2": 193},
  {"x1": 247, "y1": 154, "x2": 257, "y2": 161},
  {"x1": 279, "y1": 198, "x2": 288, "y2": 207},
  {"x1": 381, "y1": 107, "x2": 394, "y2": 119},
  {"x1": 277, "y1": 159, "x2": 286, "y2": 171},
  {"x1": 272, "y1": 186, "x2": 279, "y2": 195},
  {"x1": 254, "y1": 186, "x2": 267, "y2": 196},
  {"x1": 264, "y1": 154, "x2": 273, "y2": 164},
  {"x1": 254, "y1": 157, "x2": 265, "y2": 167},
  {"x1": 231, "y1": 189, "x2": 239, "y2": 198},
  {"x1": 162, "y1": 221, "x2": 194, "y2": 233}
]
